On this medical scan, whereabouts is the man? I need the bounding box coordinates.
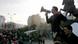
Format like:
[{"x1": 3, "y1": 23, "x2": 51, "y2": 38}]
[
  {"x1": 45, "y1": 6, "x2": 67, "y2": 43},
  {"x1": 45, "y1": 6, "x2": 67, "y2": 33},
  {"x1": 63, "y1": 25, "x2": 78, "y2": 44}
]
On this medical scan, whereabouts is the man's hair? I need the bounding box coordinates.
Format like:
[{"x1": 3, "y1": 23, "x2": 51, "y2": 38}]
[
  {"x1": 64, "y1": 25, "x2": 73, "y2": 31},
  {"x1": 53, "y1": 6, "x2": 58, "y2": 11}
]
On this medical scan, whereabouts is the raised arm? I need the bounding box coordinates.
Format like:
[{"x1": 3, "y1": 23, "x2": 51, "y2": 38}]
[{"x1": 45, "y1": 12, "x2": 51, "y2": 23}]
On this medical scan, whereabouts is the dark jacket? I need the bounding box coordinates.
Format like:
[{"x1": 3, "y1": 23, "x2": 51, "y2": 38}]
[
  {"x1": 63, "y1": 33, "x2": 78, "y2": 44},
  {"x1": 46, "y1": 13, "x2": 67, "y2": 32}
]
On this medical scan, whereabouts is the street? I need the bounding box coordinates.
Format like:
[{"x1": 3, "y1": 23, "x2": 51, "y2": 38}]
[{"x1": 24, "y1": 39, "x2": 54, "y2": 44}]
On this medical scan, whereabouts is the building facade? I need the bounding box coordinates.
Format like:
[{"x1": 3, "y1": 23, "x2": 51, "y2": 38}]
[{"x1": 28, "y1": 14, "x2": 44, "y2": 26}]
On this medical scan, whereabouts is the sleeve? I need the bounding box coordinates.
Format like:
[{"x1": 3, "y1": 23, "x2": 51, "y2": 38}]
[{"x1": 45, "y1": 13, "x2": 51, "y2": 23}]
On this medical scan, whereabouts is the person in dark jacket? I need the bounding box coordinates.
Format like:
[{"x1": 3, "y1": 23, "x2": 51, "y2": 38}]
[
  {"x1": 45, "y1": 6, "x2": 67, "y2": 42},
  {"x1": 45, "y1": 6, "x2": 67, "y2": 33},
  {"x1": 63, "y1": 25, "x2": 78, "y2": 44}
]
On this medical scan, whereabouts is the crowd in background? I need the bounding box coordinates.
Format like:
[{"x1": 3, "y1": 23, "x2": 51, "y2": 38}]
[{"x1": 0, "y1": 29, "x2": 48, "y2": 44}]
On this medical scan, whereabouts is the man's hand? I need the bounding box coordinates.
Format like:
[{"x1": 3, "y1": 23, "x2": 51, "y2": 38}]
[{"x1": 45, "y1": 12, "x2": 48, "y2": 16}]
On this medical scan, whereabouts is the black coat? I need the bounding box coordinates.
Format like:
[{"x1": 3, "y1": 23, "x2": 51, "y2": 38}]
[
  {"x1": 46, "y1": 13, "x2": 67, "y2": 32},
  {"x1": 63, "y1": 33, "x2": 78, "y2": 44}
]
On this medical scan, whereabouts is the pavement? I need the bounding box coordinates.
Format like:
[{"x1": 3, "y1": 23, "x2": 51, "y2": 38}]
[
  {"x1": 45, "y1": 39, "x2": 54, "y2": 44},
  {"x1": 25, "y1": 39, "x2": 54, "y2": 44}
]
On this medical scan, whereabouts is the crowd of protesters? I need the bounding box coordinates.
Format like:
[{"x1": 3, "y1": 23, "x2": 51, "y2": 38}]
[
  {"x1": 0, "y1": 30, "x2": 18, "y2": 44},
  {"x1": 0, "y1": 29, "x2": 46, "y2": 44}
]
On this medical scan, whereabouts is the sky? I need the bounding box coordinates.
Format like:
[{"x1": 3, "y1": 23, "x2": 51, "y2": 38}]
[
  {"x1": 0, "y1": 0, "x2": 64, "y2": 25},
  {"x1": 0, "y1": 0, "x2": 78, "y2": 25},
  {"x1": 0, "y1": 0, "x2": 78, "y2": 36}
]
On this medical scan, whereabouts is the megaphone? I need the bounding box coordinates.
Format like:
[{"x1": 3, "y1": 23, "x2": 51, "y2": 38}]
[{"x1": 40, "y1": 6, "x2": 51, "y2": 13}]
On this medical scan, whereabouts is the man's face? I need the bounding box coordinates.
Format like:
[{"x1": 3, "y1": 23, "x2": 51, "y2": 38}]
[
  {"x1": 63, "y1": 27, "x2": 71, "y2": 35},
  {"x1": 52, "y1": 8, "x2": 57, "y2": 15}
]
